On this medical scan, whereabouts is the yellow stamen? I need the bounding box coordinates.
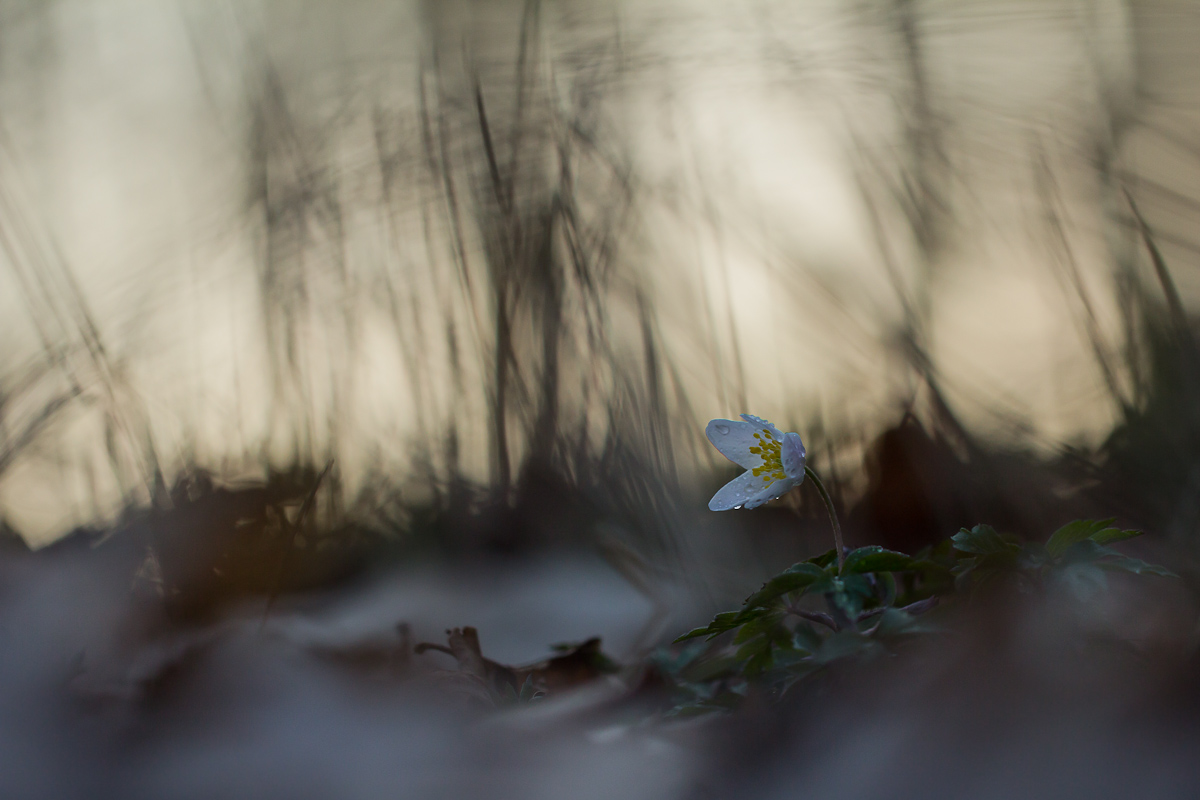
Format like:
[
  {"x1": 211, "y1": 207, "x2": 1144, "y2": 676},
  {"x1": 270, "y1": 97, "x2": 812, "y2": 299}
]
[{"x1": 749, "y1": 426, "x2": 786, "y2": 484}]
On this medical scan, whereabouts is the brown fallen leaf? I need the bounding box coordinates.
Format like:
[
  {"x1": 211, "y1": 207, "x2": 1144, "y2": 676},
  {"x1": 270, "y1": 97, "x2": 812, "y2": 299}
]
[{"x1": 415, "y1": 628, "x2": 620, "y2": 701}]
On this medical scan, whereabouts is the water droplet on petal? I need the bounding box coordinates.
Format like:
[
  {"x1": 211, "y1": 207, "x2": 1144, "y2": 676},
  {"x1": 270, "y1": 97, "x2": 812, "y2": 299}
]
[{"x1": 713, "y1": 424, "x2": 730, "y2": 435}]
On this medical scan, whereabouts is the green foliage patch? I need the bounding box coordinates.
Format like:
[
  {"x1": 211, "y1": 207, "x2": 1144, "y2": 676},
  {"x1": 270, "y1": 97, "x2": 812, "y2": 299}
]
[{"x1": 660, "y1": 520, "x2": 1173, "y2": 716}]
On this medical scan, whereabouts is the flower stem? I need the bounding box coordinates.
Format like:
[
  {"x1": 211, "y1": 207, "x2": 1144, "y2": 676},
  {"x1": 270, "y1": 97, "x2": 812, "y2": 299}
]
[{"x1": 804, "y1": 466, "x2": 844, "y2": 573}]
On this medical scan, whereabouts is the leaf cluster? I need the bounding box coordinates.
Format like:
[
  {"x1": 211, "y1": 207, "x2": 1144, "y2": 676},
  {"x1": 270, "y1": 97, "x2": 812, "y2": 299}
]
[
  {"x1": 952, "y1": 519, "x2": 1174, "y2": 599},
  {"x1": 660, "y1": 520, "x2": 1173, "y2": 715}
]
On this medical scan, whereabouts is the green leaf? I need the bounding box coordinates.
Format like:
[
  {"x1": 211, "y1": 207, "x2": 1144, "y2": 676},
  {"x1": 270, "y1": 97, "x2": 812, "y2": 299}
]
[
  {"x1": 1097, "y1": 556, "x2": 1177, "y2": 578},
  {"x1": 877, "y1": 570, "x2": 897, "y2": 607},
  {"x1": 1045, "y1": 519, "x2": 1115, "y2": 558},
  {"x1": 842, "y1": 573, "x2": 876, "y2": 598},
  {"x1": 805, "y1": 549, "x2": 839, "y2": 569},
  {"x1": 733, "y1": 611, "x2": 783, "y2": 644},
  {"x1": 842, "y1": 546, "x2": 918, "y2": 574},
  {"x1": 729, "y1": 605, "x2": 774, "y2": 629},
  {"x1": 709, "y1": 611, "x2": 742, "y2": 631},
  {"x1": 744, "y1": 651, "x2": 773, "y2": 677},
  {"x1": 827, "y1": 574, "x2": 874, "y2": 620},
  {"x1": 674, "y1": 627, "x2": 712, "y2": 643},
  {"x1": 1089, "y1": 527, "x2": 1143, "y2": 546},
  {"x1": 952, "y1": 548, "x2": 1021, "y2": 591},
  {"x1": 952, "y1": 525, "x2": 1020, "y2": 556},
  {"x1": 1058, "y1": 539, "x2": 1111, "y2": 564},
  {"x1": 1059, "y1": 540, "x2": 1177, "y2": 578},
  {"x1": 672, "y1": 610, "x2": 744, "y2": 643},
  {"x1": 742, "y1": 563, "x2": 826, "y2": 610},
  {"x1": 806, "y1": 574, "x2": 841, "y2": 596},
  {"x1": 792, "y1": 624, "x2": 823, "y2": 651},
  {"x1": 518, "y1": 674, "x2": 537, "y2": 702},
  {"x1": 906, "y1": 558, "x2": 956, "y2": 593},
  {"x1": 921, "y1": 538, "x2": 959, "y2": 563},
  {"x1": 734, "y1": 634, "x2": 771, "y2": 664},
  {"x1": 770, "y1": 645, "x2": 812, "y2": 668}
]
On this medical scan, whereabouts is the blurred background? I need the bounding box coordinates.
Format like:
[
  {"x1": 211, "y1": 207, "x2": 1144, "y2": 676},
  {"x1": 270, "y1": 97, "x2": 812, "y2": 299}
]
[
  {"x1": 4, "y1": 2, "x2": 1200, "y2": 798},
  {"x1": 0, "y1": 0, "x2": 1198, "y2": 585}
]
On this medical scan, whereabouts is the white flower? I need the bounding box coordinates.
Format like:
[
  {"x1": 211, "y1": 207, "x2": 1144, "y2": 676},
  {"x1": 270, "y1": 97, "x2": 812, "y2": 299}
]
[{"x1": 706, "y1": 414, "x2": 806, "y2": 510}]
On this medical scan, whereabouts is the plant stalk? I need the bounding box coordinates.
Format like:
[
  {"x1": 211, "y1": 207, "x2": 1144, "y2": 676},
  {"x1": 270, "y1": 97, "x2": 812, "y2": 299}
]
[{"x1": 804, "y1": 466, "x2": 844, "y2": 573}]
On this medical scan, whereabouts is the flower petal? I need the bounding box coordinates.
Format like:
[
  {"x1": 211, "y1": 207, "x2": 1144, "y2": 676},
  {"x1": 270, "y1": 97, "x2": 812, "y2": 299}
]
[
  {"x1": 710, "y1": 471, "x2": 803, "y2": 510},
  {"x1": 709, "y1": 470, "x2": 766, "y2": 510},
  {"x1": 705, "y1": 419, "x2": 766, "y2": 470},
  {"x1": 781, "y1": 432, "x2": 807, "y2": 481},
  {"x1": 739, "y1": 414, "x2": 784, "y2": 438},
  {"x1": 744, "y1": 474, "x2": 802, "y2": 509}
]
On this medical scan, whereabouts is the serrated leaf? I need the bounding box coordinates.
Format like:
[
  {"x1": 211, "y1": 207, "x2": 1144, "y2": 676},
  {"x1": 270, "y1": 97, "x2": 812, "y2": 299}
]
[
  {"x1": 518, "y1": 674, "x2": 537, "y2": 702},
  {"x1": 1058, "y1": 538, "x2": 1112, "y2": 563},
  {"x1": 1089, "y1": 527, "x2": 1143, "y2": 546},
  {"x1": 842, "y1": 546, "x2": 918, "y2": 574},
  {"x1": 741, "y1": 563, "x2": 826, "y2": 610},
  {"x1": 1045, "y1": 519, "x2": 1115, "y2": 558},
  {"x1": 672, "y1": 610, "x2": 744, "y2": 643},
  {"x1": 730, "y1": 605, "x2": 774, "y2": 628},
  {"x1": 1097, "y1": 556, "x2": 1177, "y2": 578},
  {"x1": 952, "y1": 525, "x2": 1020, "y2": 555},
  {"x1": 733, "y1": 611, "x2": 783, "y2": 644},
  {"x1": 1056, "y1": 540, "x2": 1176, "y2": 578},
  {"x1": 708, "y1": 611, "x2": 742, "y2": 631}
]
